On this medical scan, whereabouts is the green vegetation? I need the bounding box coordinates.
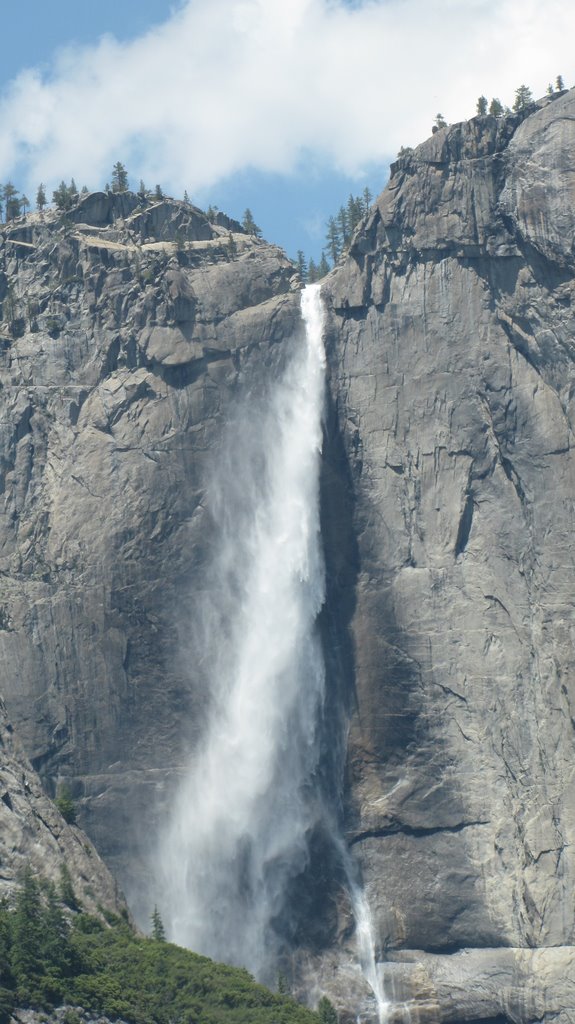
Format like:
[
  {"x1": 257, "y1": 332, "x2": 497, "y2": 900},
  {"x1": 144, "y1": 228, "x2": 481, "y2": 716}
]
[
  {"x1": 54, "y1": 786, "x2": 77, "y2": 825},
  {"x1": 0, "y1": 869, "x2": 322, "y2": 1024},
  {"x1": 297, "y1": 188, "x2": 372, "y2": 282},
  {"x1": 318, "y1": 996, "x2": 338, "y2": 1024},
  {"x1": 1, "y1": 182, "x2": 21, "y2": 220},
  {"x1": 52, "y1": 179, "x2": 79, "y2": 211},
  {"x1": 241, "y1": 208, "x2": 262, "y2": 237},
  {"x1": 513, "y1": 84, "x2": 533, "y2": 111},
  {"x1": 111, "y1": 161, "x2": 129, "y2": 193},
  {"x1": 151, "y1": 905, "x2": 166, "y2": 942},
  {"x1": 433, "y1": 113, "x2": 447, "y2": 130}
]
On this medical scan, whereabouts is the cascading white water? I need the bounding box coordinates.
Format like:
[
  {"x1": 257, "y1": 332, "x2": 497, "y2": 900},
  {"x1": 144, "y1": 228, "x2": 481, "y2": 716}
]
[
  {"x1": 158, "y1": 284, "x2": 327, "y2": 979},
  {"x1": 158, "y1": 283, "x2": 390, "y2": 1018},
  {"x1": 351, "y1": 886, "x2": 390, "y2": 1024}
]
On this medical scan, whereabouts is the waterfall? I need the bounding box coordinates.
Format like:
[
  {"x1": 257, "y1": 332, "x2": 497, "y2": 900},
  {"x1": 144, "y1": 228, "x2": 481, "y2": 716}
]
[
  {"x1": 351, "y1": 885, "x2": 390, "y2": 1024},
  {"x1": 158, "y1": 283, "x2": 327, "y2": 980},
  {"x1": 158, "y1": 283, "x2": 390, "y2": 1020}
]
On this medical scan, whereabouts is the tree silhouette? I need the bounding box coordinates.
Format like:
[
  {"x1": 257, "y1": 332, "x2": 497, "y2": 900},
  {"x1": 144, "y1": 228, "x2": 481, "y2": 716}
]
[
  {"x1": 513, "y1": 85, "x2": 533, "y2": 112},
  {"x1": 242, "y1": 208, "x2": 262, "y2": 236},
  {"x1": 151, "y1": 906, "x2": 166, "y2": 941},
  {"x1": 111, "y1": 162, "x2": 129, "y2": 193}
]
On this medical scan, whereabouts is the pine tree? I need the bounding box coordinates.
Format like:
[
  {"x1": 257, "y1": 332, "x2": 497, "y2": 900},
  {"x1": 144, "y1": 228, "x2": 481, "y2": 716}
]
[
  {"x1": 337, "y1": 205, "x2": 349, "y2": 248},
  {"x1": 55, "y1": 786, "x2": 76, "y2": 824},
  {"x1": 547, "y1": 83, "x2": 554, "y2": 96},
  {"x1": 11, "y1": 868, "x2": 44, "y2": 1002},
  {"x1": 154, "y1": 184, "x2": 164, "y2": 200},
  {"x1": 52, "y1": 181, "x2": 75, "y2": 211},
  {"x1": 0, "y1": 898, "x2": 14, "y2": 989},
  {"x1": 20, "y1": 195, "x2": 29, "y2": 216},
  {"x1": 59, "y1": 863, "x2": 79, "y2": 911},
  {"x1": 307, "y1": 257, "x2": 318, "y2": 283},
  {"x1": 111, "y1": 162, "x2": 129, "y2": 193},
  {"x1": 242, "y1": 208, "x2": 262, "y2": 236},
  {"x1": 346, "y1": 193, "x2": 363, "y2": 237},
  {"x1": 325, "y1": 216, "x2": 341, "y2": 264},
  {"x1": 151, "y1": 906, "x2": 166, "y2": 941},
  {"x1": 433, "y1": 113, "x2": 447, "y2": 129},
  {"x1": 318, "y1": 253, "x2": 330, "y2": 278},
  {"x1": 36, "y1": 183, "x2": 47, "y2": 211},
  {"x1": 296, "y1": 250, "x2": 307, "y2": 280},
  {"x1": 42, "y1": 880, "x2": 72, "y2": 982},
  {"x1": 556, "y1": 75, "x2": 564, "y2": 92},
  {"x1": 137, "y1": 180, "x2": 148, "y2": 201},
  {"x1": 513, "y1": 85, "x2": 533, "y2": 112},
  {"x1": 2, "y1": 183, "x2": 20, "y2": 220},
  {"x1": 362, "y1": 187, "x2": 372, "y2": 213},
  {"x1": 489, "y1": 97, "x2": 504, "y2": 117},
  {"x1": 318, "y1": 996, "x2": 338, "y2": 1024},
  {"x1": 476, "y1": 95, "x2": 488, "y2": 115},
  {"x1": 183, "y1": 190, "x2": 191, "y2": 204}
]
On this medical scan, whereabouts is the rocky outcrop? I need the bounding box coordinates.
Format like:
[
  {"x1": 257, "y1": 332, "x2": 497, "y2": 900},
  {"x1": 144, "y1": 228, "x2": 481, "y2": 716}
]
[
  {"x1": 320, "y1": 90, "x2": 575, "y2": 1021},
  {"x1": 0, "y1": 193, "x2": 302, "y2": 912},
  {"x1": 0, "y1": 697, "x2": 121, "y2": 914}
]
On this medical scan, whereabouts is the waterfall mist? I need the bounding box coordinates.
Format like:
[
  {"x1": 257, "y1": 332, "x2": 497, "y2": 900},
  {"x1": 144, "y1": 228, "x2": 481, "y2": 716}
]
[{"x1": 158, "y1": 285, "x2": 327, "y2": 980}]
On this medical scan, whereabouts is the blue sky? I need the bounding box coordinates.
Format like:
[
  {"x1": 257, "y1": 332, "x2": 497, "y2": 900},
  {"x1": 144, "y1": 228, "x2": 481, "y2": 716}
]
[{"x1": 1, "y1": 1, "x2": 574, "y2": 263}]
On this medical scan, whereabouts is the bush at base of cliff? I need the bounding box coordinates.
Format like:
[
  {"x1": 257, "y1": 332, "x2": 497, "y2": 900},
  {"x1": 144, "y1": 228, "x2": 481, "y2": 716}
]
[{"x1": 0, "y1": 873, "x2": 319, "y2": 1024}]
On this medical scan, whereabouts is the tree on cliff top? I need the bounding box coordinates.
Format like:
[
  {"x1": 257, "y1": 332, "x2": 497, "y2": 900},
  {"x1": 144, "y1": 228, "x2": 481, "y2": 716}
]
[
  {"x1": 2, "y1": 183, "x2": 20, "y2": 221},
  {"x1": 36, "y1": 184, "x2": 46, "y2": 211},
  {"x1": 111, "y1": 162, "x2": 129, "y2": 193},
  {"x1": 513, "y1": 85, "x2": 533, "y2": 111},
  {"x1": 52, "y1": 181, "x2": 78, "y2": 211},
  {"x1": 242, "y1": 208, "x2": 262, "y2": 236}
]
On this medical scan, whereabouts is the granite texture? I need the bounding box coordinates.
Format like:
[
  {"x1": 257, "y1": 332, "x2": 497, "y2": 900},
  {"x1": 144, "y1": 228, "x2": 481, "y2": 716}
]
[{"x1": 320, "y1": 89, "x2": 575, "y2": 1022}]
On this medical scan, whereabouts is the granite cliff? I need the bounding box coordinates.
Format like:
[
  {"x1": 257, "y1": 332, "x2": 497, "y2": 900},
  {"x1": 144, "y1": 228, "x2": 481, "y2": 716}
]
[
  {"x1": 0, "y1": 696, "x2": 121, "y2": 915},
  {"x1": 1, "y1": 90, "x2": 575, "y2": 1024},
  {"x1": 319, "y1": 88, "x2": 575, "y2": 1021},
  {"x1": 0, "y1": 192, "x2": 302, "y2": 907}
]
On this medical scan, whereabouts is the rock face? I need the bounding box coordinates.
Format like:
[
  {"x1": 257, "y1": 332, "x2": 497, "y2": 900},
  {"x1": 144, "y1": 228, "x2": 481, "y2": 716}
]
[
  {"x1": 0, "y1": 195, "x2": 302, "y2": 910},
  {"x1": 320, "y1": 90, "x2": 575, "y2": 1021},
  {"x1": 0, "y1": 696, "x2": 121, "y2": 914},
  {"x1": 2, "y1": 94, "x2": 575, "y2": 1024}
]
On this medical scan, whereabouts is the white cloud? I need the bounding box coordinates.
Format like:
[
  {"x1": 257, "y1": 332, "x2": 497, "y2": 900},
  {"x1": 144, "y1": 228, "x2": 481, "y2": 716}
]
[{"x1": 1, "y1": 0, "x2": 574, "y2": 196}]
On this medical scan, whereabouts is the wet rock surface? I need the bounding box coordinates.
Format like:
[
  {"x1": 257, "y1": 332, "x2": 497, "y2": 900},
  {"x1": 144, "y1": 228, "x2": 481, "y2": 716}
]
[{"x1": 321, "y1": 89, "x2": 575, "y2": 1021}]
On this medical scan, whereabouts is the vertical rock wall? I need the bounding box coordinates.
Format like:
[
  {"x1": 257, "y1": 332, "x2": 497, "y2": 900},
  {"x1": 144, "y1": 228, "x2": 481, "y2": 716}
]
[{"x1": 321, "y1": 91, "x2": 575, "y2": 1022}]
